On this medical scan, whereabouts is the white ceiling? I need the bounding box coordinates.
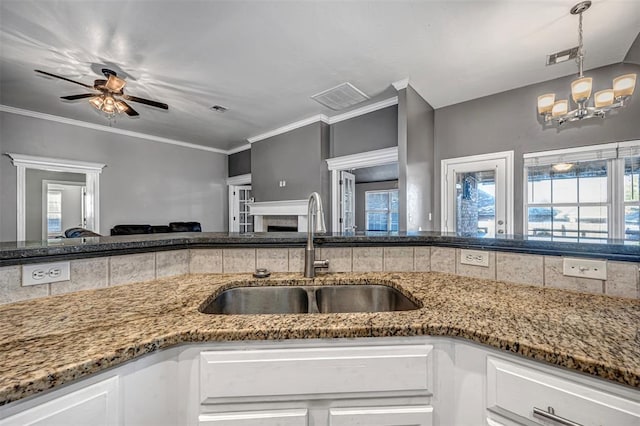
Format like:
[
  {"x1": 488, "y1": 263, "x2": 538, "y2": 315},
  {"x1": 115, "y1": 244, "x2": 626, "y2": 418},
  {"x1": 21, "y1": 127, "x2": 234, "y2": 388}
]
[{"x1": 1, "y1": 0, "x2": 638, "y2": 153}]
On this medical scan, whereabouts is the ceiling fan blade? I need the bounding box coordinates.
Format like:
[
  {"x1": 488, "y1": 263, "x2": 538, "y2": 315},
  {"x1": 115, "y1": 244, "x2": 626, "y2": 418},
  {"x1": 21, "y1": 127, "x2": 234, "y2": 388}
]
[
  {"x1": 35, "y1": 70, "x2": 93, "y2": 88},
  {"x1": 61, "y1": 93, "x2": 99, "y2": 101},
  {"x1": 122, "y1": 94, "x2": 168, "y2": 110},
  {"x1": 119, "y1": 100, "x2": 139, "y2": 117}
]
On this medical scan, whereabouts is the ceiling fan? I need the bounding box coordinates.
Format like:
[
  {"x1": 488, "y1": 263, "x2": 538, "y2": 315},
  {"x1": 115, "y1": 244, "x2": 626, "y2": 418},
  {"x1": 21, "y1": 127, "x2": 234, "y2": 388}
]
[{"x1": 35, "y1": 68, "x2": 168, "y2": 118}]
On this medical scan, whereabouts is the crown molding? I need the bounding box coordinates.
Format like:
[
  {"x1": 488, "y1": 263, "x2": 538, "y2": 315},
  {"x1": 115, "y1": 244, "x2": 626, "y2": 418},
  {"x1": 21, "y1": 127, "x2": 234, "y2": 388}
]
[
  {"x1": 392, "y1": 78, "x2": 410, "y2": 91},
  {"x1": 247, "y1": 96, "x2": 399, "y2": 144},
  {"x1": 0, "y1": 105, "x2": 229, "y2": 155},
  {"x1": 226, "y1": 144, "x2": 252, "y2": 155},
  {"x1": 248, "y1": 114, "x2": 329, "y2": 144}
]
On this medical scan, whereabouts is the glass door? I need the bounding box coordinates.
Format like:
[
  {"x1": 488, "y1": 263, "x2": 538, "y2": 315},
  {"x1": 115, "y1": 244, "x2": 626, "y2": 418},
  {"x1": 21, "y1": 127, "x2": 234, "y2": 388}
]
[
  {"x1": 443, "y1": 154, "x2": 512, "y2": 236},
  {"x1": 229, "y1": 185, "x2": 253, "y2": 233},
  {"x1": 340, "y1": 171, "x2": 355, "y2": 232}
]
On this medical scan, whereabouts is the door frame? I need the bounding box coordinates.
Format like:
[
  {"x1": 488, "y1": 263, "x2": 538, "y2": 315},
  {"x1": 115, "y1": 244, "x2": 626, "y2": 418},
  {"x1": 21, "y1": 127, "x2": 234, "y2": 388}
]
[
  {"x1": 226, "y1": 174, "x2": 252, "y2": 232},
  {"x1": 7, "y1": 153, "x2": 105, "y2": 241},
  {"x1": 440, "y1": 151, "x2": 514, "y2": 235},
  {"x1": 326, "y1": 147, "x2": 398, "y2": 232}
]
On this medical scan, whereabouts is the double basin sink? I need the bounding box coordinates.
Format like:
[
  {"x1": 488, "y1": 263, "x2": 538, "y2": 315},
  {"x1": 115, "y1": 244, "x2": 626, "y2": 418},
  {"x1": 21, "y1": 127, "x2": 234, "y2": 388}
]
[{"x1": 200, "y1": 284, "x2": 420, "y2": 315}]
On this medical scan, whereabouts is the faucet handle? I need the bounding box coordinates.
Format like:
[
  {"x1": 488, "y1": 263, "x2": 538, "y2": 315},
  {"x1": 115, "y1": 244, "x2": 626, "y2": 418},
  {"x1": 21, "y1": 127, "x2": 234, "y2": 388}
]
[{"x1": 314, "y1": 259, "x2": 329, "y2": 269}]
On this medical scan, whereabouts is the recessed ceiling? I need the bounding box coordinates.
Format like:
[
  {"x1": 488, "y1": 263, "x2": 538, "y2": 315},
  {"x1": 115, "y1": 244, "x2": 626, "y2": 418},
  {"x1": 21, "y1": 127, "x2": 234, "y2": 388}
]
[{"x1": 1, "y1": 0, "x2": 638, "y2": 152}]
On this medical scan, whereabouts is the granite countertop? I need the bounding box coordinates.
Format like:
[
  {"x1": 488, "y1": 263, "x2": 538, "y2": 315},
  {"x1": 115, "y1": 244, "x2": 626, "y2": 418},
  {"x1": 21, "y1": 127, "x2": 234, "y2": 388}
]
[
  {"x1": 0, "y1": 271, "x2": 639, "y2": 405},
  {"x1": 1, "y1": 231, "x2": 639, "y2": 266}
]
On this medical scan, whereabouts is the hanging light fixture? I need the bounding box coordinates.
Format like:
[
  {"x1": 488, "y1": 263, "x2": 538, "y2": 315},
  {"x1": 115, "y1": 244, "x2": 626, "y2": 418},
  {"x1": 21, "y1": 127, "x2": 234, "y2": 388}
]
[{"x1": 537, "y1": 1, "x2": 636, "y2": 125}]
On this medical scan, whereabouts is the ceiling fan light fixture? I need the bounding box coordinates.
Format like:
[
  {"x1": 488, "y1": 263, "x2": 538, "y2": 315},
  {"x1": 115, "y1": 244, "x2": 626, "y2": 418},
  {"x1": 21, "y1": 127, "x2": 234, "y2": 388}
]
[
  {"x1": 115, "y1": 100, "x2": 128, "y2": 113},
  {"x1": 537, "y1": 1, "x2": 636, "y2": 126},
  {"x1": 89, "y1": 96, "x2": 104, "y2": 109},
  {"x1": 105, "y1": 74, "x2": 126, "y2": 92}
]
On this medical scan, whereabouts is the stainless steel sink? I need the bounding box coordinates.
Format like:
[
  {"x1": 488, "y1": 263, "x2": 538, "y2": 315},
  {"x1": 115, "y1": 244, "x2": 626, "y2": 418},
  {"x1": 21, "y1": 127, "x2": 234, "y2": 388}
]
[
  {"x1": 200, "y1": 286, "x2": 309, "y2": 314},
  {"x1": 315, "y1": 285, "x2": 418, "y2": 313},
  {"x1": 199, "y1": 284, "x2": 420, "y2": 315}
]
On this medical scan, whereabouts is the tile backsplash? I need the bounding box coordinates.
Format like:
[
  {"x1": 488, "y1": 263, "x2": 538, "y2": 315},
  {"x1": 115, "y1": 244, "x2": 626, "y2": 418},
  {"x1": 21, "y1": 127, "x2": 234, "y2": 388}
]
[{"x1": 0, "y1": 247, "x2": 638, "y2": 304}]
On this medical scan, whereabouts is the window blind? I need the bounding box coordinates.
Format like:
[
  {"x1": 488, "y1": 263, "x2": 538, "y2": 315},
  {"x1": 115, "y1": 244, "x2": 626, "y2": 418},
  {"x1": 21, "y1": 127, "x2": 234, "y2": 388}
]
[
  {"x1": 523, "y1": 142, "x2": 619, "y2": 167},
  {"x1": 618, "y1": 140, "x2": 640, "y2": 159}
]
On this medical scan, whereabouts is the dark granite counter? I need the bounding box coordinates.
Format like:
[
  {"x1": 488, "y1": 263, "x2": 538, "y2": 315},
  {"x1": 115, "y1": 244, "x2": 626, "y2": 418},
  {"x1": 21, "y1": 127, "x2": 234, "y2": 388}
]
[{"x1": 0, "y1": 231, "x2": 638, "y2": 266}]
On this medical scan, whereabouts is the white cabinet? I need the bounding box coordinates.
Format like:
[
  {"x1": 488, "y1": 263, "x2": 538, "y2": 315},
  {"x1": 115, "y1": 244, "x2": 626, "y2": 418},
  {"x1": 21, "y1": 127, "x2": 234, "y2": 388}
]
[
  {"x1": 199, "y1": 409, "x2": 308, "y2": 426},
  {"x1": 487, "y1": 356, "x2": 640, "y2": 426},
  {"x1": 199, "y1": 342, "x2": 434, "y2": 426},
  {"x1": 0, "y1": 377, "x2": 118, "y2": 426},
  {"x1": 329, "y1": 406, "x2": 433, "y2": 426}
]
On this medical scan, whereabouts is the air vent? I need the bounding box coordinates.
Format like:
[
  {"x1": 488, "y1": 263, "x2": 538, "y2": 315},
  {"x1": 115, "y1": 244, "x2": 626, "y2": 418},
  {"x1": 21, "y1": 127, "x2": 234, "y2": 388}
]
[
  {"x1": 311, "y1": 82, "x2": 370, "y2": 111},
  {"x1": 211, "y1": 105, "x2": 228, "y2": 113},
  {"x1": 546, "y1": 46, "x2": 579, "y2": 66}
]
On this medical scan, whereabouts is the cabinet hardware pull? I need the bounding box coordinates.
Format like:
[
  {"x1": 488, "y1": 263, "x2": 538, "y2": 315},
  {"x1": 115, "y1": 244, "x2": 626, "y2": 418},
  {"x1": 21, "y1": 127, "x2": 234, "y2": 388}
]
[{"x1": 533, "y1": 406, "x2": 583, "y2": 426}]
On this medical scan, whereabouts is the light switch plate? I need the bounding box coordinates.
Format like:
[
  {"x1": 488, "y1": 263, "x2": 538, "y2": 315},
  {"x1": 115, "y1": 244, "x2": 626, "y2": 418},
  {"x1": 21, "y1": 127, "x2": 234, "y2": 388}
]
[
  {"x1": 460, "y1": 249, "x2": 489, "y2": 267},
  {"x1": 562, "y1": 257, "x2": 607, "y2": 280},
  {"x1": 22, "y1": 261, "x2": 70, "y2": 286}
]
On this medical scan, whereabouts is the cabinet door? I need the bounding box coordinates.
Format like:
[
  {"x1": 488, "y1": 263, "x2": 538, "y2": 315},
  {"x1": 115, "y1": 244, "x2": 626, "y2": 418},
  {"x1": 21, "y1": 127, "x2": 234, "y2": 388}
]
[
  {"x1": 329, "y1": 406, "x2": 432, "y2": 426},
  {"x1": 0, "y1": 377, "x2": 119, "y2": 426},
  {"x1": 199, "y1": 409, "x2": 308, "y2": 426},
  {"x1": 487, "y1": 356, "x2": 640, "y2": 426}
]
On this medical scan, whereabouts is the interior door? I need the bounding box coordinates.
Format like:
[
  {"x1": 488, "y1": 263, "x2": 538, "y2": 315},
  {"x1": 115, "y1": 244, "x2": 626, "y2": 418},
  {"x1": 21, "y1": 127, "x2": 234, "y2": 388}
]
[
  {"x1": 229, "y1": 185, "x2": 253, "y2": 233},
  {"x1": 444, "y1": 158, "x2": 509, "y2": 237},
  {"x1": 340, "y1": 171, "x2": 356, "y2": 232}
]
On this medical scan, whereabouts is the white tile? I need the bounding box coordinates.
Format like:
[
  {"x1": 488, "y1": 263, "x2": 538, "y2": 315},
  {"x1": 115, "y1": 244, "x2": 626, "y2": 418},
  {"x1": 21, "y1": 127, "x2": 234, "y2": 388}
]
[
  {"x1": 383, "y1": 247, "x2": 414, "y2": 272},
  {"x1": 544, "y1": 256, "x2": 603, "y2": 294},
  {"x1": 496, "y1": 252, "x2": 543, "y2": 286},
  {"x1": 190, "y1": 249, "x2": 223, "y2": 273},
  {"x1": 257, "y1": 248, "x2": 289, "y2": 272},
  {"x1": 0, "y1": 265, "x2": 48, "y2": 304},
  {"x1": 109, "y1": 253, "x2": 156, "y2": 286},
  {"x1": 430, "y1": 247, "x2": 456, "y2": 274},
  {"x1": 223, "y1": 249, "x2": 256, "y2": 273},
  {"x1": 352, "y1": 247, "x2": 383, "y2": 272},
  {"x1": 156, "y1": 250, "x2": 190, "y2": 278},
  {"x1": 51, "y1": 257, "x2": 108, "y2": 295}
]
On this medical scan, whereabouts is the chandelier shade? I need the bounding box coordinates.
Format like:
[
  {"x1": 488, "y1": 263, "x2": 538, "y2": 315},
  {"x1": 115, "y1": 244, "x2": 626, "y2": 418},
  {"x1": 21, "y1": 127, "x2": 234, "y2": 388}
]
[{"x1": 537, "y1": 1, "x2": 636, "y2": 126}]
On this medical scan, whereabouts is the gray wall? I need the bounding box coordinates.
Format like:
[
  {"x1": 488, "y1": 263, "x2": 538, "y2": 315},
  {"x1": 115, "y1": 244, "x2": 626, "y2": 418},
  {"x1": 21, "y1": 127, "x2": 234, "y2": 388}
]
[
  {"x1": 228, "y1": 149, "x2": 251, "y2": 177},
  {"x1": 624, "y1": 33, "x2": 640, "y2": 65},
  {"x1": 250, "y1": 121, "x2": 331, "y2": 227},
  {"x1": 398, "y1": 85, "x2": 435, "y2": 232},
  {"x1": 433, "y1": 62, "x2": 640, "y2": 234},
  {"x1": 0, "y1": 112, "x2": 228, "y2": 241},
  {"x1": 355, "y1": 180, "x2": 398, "y2": 231},
  {"x1": 330, "y1": 105, "x2": 398, "y2": 157},
  {"x1": 25, "y1": 170, "x2": 85, "y2": 241}
]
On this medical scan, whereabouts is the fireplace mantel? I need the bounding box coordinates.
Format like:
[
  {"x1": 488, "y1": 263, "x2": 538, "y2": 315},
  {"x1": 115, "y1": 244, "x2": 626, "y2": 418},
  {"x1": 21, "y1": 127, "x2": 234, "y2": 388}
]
[{"x1": 248, "y1": 200, "x2": 308, "y2": 232}]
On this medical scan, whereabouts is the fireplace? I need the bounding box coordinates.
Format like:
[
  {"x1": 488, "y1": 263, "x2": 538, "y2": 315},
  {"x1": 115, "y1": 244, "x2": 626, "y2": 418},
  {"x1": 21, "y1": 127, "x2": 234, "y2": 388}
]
[{"x1": 248, "y1": 200, "x2": 308, "y2": 232}]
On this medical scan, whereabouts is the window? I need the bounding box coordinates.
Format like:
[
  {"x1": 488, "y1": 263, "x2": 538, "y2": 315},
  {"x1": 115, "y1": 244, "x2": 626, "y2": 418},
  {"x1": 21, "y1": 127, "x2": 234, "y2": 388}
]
[
  {"x1": 47, "y1": 190, "x2": 62, "y2": 238},
  {"x1": 365, "y1": 190, "x2": 399, "y2": 231},
  {"x1": 524, "y1": 141, "x2": 639, "y2": 242}
]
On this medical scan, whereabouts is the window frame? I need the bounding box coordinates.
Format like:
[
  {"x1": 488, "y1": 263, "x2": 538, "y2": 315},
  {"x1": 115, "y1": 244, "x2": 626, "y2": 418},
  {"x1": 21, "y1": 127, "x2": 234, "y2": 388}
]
[
  {"x1": 523, "y1": 140, "x2": 640, "y2": 242},
  {"x1": 365, "y1": 189, "x2": 399, "y2": 232}
]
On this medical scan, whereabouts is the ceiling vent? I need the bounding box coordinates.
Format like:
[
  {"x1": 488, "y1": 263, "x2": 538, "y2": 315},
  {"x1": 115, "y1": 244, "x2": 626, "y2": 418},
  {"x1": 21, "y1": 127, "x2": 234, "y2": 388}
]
[
  {"x1": 546, "y1": 46, "x2": 579, "y2": 66},
  {"x1": 311, "y1": 82, "x2": 370, "y2": 110}
]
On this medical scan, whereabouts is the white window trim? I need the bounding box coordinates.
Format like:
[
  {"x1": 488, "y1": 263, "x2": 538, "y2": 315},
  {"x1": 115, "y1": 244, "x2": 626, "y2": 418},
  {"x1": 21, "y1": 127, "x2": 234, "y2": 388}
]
[
  {"x1": 522, "y1": 140, "x2": 640, "y2": 241},
  {"x1": 440, "y1": 151, "x2": 514, "y2": 235},
  {"x1": 6, "y1": 153, "x2": 105, "y2": 241}
]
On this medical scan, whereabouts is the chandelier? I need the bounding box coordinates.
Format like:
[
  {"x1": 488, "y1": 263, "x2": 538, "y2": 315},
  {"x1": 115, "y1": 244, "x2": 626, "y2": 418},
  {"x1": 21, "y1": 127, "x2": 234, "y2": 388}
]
[{"x1": 537, "y1": 1, "x2": 636, "y2": 125}]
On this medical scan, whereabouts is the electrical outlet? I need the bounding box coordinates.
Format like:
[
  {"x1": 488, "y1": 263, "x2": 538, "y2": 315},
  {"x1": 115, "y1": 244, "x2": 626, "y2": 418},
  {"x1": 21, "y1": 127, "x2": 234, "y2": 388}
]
[
  {"x1": 22, "y1": 261, "x2": 70, "y2": 286},
  {"x1": 460, "y1": 249, "x2": 489, "y2": 267},
  {"x1": 562, "y1": 258, "x2": 607, "y2": 280}
]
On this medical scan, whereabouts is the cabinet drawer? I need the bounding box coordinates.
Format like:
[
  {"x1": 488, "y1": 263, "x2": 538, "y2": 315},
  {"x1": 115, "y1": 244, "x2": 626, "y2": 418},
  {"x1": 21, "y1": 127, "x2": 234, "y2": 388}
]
[
  {"x1": 487, "y1": 356, "x2": 640, "y2": 426},
  {"x1": 200, "y1": 344, "x2": 432, "y2": 402},
  {"x1": 199, "y1": 409, "x2": 308, "y2": 426},
  {"x1": 329, "y1": 405, "x2": 433, "y2": 426}
]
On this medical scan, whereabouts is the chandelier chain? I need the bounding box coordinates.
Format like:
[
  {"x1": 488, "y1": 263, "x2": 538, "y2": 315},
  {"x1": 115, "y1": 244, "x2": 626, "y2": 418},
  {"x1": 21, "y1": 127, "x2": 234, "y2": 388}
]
[{"x1": 577, "y1": 11, "x2": 584, "y2": 77}]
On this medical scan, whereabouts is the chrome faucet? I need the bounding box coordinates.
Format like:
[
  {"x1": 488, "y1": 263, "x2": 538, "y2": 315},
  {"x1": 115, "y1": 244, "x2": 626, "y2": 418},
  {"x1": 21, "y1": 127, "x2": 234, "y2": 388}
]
[{"x1": 304, "y1": 192, "x2": 329, "y2": 278}]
